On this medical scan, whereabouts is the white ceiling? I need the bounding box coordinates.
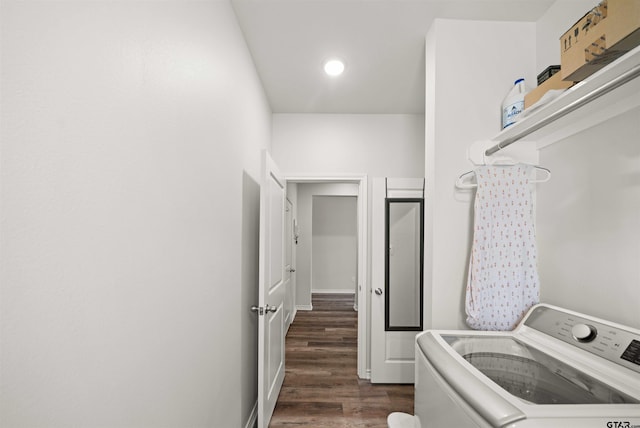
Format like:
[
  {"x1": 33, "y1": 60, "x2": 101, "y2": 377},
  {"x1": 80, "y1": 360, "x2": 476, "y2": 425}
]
[{"x1": 231, "y1": 0, "x2": 557, "y2": 114}]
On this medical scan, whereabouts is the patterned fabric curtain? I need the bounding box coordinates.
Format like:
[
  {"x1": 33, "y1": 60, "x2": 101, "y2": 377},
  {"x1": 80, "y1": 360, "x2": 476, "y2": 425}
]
[{"x1": 465, "y1": 164, "x2": 540, "y2": 331}]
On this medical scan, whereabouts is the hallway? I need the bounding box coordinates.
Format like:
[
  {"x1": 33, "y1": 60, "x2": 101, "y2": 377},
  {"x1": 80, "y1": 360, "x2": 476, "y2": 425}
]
[{"x1": 269, "y1": 294, "x2": 414, "y2": 427}]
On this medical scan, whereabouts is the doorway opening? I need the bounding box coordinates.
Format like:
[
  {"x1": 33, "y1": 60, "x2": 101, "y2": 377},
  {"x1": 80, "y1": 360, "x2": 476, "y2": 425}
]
[
  {"x1": 312, "y1": 195, "x2": 358, "y2": 306},
  {"x1": 285, "y1": 176, "x2": 368, "y2": 379}
]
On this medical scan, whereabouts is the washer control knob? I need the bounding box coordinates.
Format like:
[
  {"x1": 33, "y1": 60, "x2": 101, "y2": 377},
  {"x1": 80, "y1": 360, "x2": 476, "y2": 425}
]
[{"x1": 572, "y1": 323, "x2": 597, "y2": 343}]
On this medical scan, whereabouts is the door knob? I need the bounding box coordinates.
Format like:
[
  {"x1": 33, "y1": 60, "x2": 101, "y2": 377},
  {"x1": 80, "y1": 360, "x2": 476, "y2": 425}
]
[
  {"x1": 265, "y1": 304, "x2": 277, "y2": 313},
  {"x1": 374, "y1": 288, "x2": 383, "y2": 295},
  {"x1": 251, "y1": 305, "x2": 277, "y2": 315}
]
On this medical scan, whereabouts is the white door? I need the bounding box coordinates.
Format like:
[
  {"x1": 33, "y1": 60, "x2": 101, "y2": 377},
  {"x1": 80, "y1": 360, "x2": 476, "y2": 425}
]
[
  {"x1": 256, "y1": 151, "x2": 286, "y2": 427},
  {"x1": 371, "y1": 178, "x2": 424, "y2": 384},
  {"x1": 284, "y1": 198, "x2": 294, "y2": 330}
]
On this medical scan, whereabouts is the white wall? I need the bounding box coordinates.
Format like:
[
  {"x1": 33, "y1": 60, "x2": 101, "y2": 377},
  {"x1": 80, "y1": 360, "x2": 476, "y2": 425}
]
[
  {"x1": 537, "y1": 109, "x2": 640, "y2": 329},
  {"x1": 272, "y1": 114, "x2": 424, "y2": 177},
  {"x1": 1, "y1": 2, "x2": 270, "y2": 427},
  {"x1": 294, "y1": 183, "x2": 359, "y2": 308},
  {"x1": 425, "y1": 19, "x2": 537, "y2": 329},
  {"x1": 312, "y1": 196, "x2": 358, "y2": 294},
  {"x1": 533, "y1": 0, "x2": 640, "y2": 329}
]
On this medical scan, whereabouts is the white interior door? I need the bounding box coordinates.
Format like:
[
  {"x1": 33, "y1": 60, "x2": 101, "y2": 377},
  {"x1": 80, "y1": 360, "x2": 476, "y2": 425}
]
[
  {"x1": 371, "y1": 177, "x2": 424, "y2": 384},
  {"x1": 256, "y1": 151, "x2": 286, "y2": 427},
  {"x1": 284, "y1": 198, "x2": 294, "y2": 330}
]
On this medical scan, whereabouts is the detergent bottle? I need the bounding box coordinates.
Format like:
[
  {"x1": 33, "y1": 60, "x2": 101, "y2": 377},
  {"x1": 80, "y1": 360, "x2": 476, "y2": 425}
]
[{"x1": 501, "y1": 78, "x2": 526, "y2": 129}]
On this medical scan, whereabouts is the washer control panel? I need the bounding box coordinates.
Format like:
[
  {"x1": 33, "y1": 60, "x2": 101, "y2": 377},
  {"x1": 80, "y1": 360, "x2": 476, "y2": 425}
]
[
  {"x1": 523, "y1": 305, "x2": 640, "y2": 374},
  {"x1": 571, "y1": 323, "x2": 597, "y2": 342},
  {"x1": 622, "y1": 340, "x2": 640, "y2": 366}
]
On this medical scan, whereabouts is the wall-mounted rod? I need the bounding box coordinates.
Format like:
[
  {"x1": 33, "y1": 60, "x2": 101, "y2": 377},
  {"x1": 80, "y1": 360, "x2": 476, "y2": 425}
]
[{"x1": 485, "y1": 62, "x2": 640, "y2": 157}]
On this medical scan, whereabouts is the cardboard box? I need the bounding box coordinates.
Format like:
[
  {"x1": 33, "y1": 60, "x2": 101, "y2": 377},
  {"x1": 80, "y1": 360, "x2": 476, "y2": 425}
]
[
  {"x1": 525, "y1": 72, "x2": 574, "y2": 109},
  {"x1": 560, "y1": 0, "x2": 640, "y2": 82}
]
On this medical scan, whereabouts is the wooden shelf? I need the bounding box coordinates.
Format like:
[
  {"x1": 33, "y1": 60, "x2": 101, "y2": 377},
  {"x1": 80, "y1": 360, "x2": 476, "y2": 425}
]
[{"x1": 484, "y1": 44, "x2": 640, "y2": 155}]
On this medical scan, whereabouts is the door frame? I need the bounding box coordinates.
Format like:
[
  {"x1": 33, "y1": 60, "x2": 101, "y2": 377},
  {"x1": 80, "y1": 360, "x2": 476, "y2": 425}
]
[{"x1": 285, "y1": 174, "x2": 369, "y2": 379}]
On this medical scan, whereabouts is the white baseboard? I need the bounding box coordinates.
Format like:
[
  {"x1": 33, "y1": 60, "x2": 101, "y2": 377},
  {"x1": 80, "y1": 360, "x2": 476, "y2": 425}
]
[
  {"x1": 244, "y1": 401, "x2": 257, "y2": 428},
  {"x1": 296, "y1": 304, "x2": 313, "y2": 311},
  {"x1": 312, "y1": 289, "x2": 356, "y2": 294}
]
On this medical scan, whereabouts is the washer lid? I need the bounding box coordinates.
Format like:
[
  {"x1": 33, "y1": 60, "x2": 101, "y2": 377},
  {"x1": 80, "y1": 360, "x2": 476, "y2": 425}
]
[
  {"x1": 418, "y1": 332, "x2": 527, "y2": 427},
  {"x1": 443, "y1": 335, "x2": 638, "y2": 405}
]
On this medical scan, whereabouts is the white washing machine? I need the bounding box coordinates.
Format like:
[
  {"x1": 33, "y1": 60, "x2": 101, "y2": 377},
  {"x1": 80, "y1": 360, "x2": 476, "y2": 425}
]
[{"x1": 408, "y1": 304, "x2": 640, "y2": 427}]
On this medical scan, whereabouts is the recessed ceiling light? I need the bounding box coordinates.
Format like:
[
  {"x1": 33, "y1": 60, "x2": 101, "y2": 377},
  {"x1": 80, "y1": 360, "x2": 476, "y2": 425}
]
[{"x1": 323, "y1": 59, "x2": 345, "y2": 76}]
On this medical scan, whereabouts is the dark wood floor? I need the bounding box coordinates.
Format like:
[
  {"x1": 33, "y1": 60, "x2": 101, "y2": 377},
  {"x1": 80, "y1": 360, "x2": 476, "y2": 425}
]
[{"x1": 269, "y1": 294, "x2": 414, "y2": 427}]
